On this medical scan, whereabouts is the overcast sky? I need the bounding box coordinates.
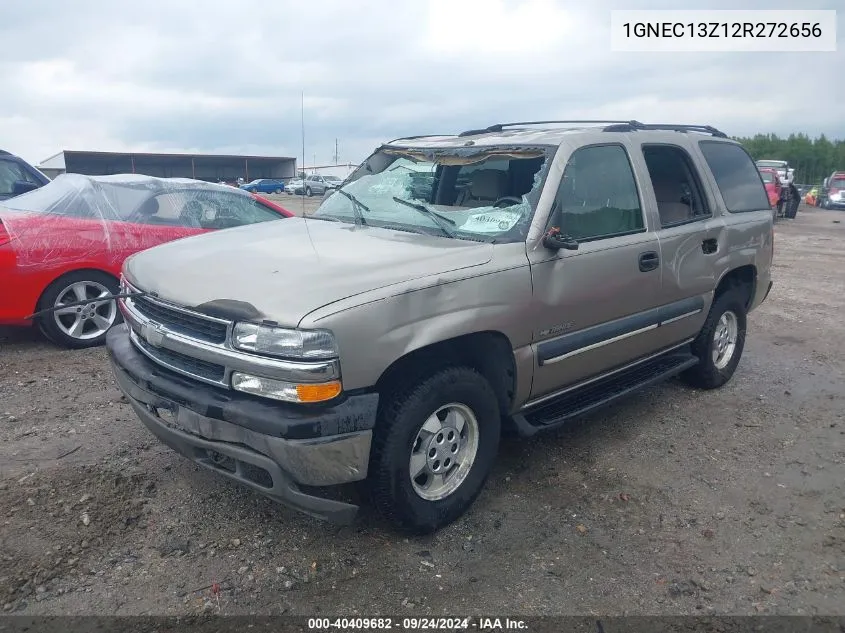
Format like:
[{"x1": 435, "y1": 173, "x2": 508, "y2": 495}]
[{"x1": 1, "y1": 0, "x2": 842, "y2": 167}]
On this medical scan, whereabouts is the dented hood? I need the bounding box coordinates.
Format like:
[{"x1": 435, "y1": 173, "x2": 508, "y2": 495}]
[{"x1": 123, "y1": 217, "x2": 493, "y2": 325}]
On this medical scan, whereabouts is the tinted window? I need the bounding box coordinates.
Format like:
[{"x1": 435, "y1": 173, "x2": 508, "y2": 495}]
[
  {"x1": 550, "y1": 144, "x2": 644, "y2": 241},
  {"x1": 642, "y1": 144, "x2": 711, "y2": 227},
  {"x1": 699, "y1": 141, "x2": 770, "y2": 213}
]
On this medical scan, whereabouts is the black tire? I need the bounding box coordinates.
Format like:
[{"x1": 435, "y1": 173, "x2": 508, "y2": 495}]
[
  {"x1": 305, "y1": 187, "x2": 313, "y2": 197},
  {"x1": 274, "y1": 188, "x2": 282, "y2": 194},
  {"x1": 368, "y1": 367, "x2": 501, "y2": 534},
  {"x1": 681, "y1": 290, "x2": 747, "y2": 390},
  {"x1": 37, "y1": 270, "x2": 122, "y2": 349}
]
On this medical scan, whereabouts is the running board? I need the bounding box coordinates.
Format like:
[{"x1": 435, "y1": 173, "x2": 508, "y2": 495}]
[{"x1": 511, "y1": 350, "x2": 699, "y2": 436}]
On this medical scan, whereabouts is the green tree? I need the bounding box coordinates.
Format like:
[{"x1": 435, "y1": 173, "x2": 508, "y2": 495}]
[{"x1": 733, "y1": 132, "x2": 845, "y2": 184}]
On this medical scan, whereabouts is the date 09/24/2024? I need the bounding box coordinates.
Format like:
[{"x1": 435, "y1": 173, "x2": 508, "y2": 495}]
[{"x1": 307, "y1": 617, "x2": 528, "y2": 630}]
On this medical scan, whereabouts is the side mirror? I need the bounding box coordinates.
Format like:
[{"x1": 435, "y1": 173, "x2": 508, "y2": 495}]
[
  {"x1": 12, "y1": 180, "x2": 40, "y2": 196},
  {"x1": 543, "y1": 230, "x2": 579, "y2": 251}
]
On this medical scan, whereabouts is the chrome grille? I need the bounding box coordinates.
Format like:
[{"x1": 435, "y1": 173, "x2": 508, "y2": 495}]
[
  {"x1": 130, "y1": 295, "x2": 228, "y2": 344},
  {"x1": 132, "y1": 331, "x2": 226, "y2": 383}
]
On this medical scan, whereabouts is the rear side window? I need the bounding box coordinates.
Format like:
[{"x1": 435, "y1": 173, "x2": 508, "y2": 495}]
[{"x1": 698, "y1": 141, "x2": 770, "y2": 213}]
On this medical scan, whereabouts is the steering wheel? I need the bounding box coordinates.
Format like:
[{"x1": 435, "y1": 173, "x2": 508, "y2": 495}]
[{"x1": 493, "y1": 196, "x2": 522, "y2": 208}]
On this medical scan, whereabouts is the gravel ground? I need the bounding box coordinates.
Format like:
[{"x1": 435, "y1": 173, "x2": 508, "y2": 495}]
[{"x1": 1, "y1": 205, "x2": 843, "y2": 616}]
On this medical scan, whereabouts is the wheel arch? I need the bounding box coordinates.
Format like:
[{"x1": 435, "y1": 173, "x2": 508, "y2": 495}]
[
  {"x1": 374, "y1": 330, "x2": 518, "y2": 419},
  {"x1": 714, "y1": 264, "x2": 756, "y2": 310},
  {"x1": 35, "y1": 267, "x2": 120, "y2": 313}
]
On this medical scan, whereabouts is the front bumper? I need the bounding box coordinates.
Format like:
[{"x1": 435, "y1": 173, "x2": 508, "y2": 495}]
[{"x1": 106, "y1": 324, "x2": 379, "y2": 523}]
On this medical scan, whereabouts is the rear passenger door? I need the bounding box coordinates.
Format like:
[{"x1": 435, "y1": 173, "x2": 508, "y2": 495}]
[
  {"x1": 528, "y1": 143, "x2": 665, "y2": 398},
  {"x1": 638, "y1": 142, "x2": 725, "y2": 345}
]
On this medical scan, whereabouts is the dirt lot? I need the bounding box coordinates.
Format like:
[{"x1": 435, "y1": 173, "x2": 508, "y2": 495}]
[
  {"x1": 265, "y1": 193, "x2": 323, "y2": 217},
  {"x1": 1, "y1": 205, "x2": 844, "y2": 616}
]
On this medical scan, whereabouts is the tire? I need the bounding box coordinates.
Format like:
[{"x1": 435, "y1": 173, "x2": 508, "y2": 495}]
[
  {"x1": 37, "y1": 270, "x2": 122, "y2": 349},
  {"x1": 305, "y1": 187, "x2": 313, "y2": 197},
  {"x1": 681, "y1": 289, "x2": 747, "y2": 390},
  {"x1": 274, "y1": 188, "x2": 282, "y2": 194},
  {"x1": 368, "y1": 367, "x2": 501, "y2": 534}
]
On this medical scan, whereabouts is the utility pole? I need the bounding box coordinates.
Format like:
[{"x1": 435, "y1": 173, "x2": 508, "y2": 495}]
[
  {"x1": 300, "y1": 91, "x2": 305, "y2": 180},
  {"x1": 334, "y1": 138, "x2": 339, "y2": 165}
]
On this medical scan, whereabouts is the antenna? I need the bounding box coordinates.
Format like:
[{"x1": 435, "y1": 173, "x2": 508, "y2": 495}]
[{"x1": 300, "y1": 91, "x2": 305, "y2": 215}]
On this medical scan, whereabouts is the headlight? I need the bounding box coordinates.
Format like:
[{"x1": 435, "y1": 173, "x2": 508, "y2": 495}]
[
  {"x1": 231, "y1": 372, "x2": 342, "y2": 403},
  {"x1": 232, "y1": 323, "x2": 338, "y2": 359}
]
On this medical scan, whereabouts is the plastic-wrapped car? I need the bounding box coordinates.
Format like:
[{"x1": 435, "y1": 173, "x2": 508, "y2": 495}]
[{"x1": 0, "y1": 173, "x2": 293, "y2": 348}]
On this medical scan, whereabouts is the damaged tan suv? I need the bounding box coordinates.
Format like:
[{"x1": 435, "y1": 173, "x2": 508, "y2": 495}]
[{"x1": 107, "y1": 120, "x2": 774, "y2": 533}]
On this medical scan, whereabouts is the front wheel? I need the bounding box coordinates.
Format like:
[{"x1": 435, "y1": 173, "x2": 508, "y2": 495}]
[
  {"x1": 37, "y1": 271, "x2": 122, "y2": 349},
  {"x1": 274, "y1": 188, "x2": 282, "y2": 194},
  {"x1": 305, "y1": 187, "x2": 313, "y2": 197},
  {"x1": 681, "y1": 290, "x2": 747, "y2": 389},
  {"x1": 368, "y1": 367, "x2": 501, "y2": 533}
]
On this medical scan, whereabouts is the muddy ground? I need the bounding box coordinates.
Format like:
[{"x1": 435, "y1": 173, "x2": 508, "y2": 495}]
[{"x1": 1, "y1": 205, "x2": 843, "y2": 616}]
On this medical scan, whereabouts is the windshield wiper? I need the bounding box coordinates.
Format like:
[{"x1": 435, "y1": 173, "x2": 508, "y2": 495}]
[
  {"x1": 392, "y1": 197, "x2": 456, "y2": 238},
  {"x1": 333, "y1": 189, "x2": 369, "y2": 226}
]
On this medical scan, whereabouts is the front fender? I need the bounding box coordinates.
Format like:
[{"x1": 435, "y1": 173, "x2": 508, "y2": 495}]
[{"x1": 299, "y1": 265, "x2": 534, "y2": 392}]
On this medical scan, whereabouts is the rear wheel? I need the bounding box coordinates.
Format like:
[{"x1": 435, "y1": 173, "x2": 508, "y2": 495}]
[
  {"x1": 368, "y1": 367, "x2": 501, "y2": 533},
  {"x1": 37, "y1": 271, "x2": 121, "y2": 349},
  {"x1": 681, "y1": 290, "x2": 747, "y2": 389},
  {"x1": 305, "y1": 187, "x2": 313, "y2": 197}
]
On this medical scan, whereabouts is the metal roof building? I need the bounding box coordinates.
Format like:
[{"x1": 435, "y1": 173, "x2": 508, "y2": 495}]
[{"x1": 37, "y1": 150, "x2": 297, "y2": 183}]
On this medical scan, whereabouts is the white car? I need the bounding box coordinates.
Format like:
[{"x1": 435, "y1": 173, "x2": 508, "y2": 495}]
[{"x1": 286, "y1": 178, "x2": 304, "y2": 195}]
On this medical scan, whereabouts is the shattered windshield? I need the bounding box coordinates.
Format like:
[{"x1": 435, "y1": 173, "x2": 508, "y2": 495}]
[{"x1": 310, "y1": 146, "x2": 552, "y2": 243}]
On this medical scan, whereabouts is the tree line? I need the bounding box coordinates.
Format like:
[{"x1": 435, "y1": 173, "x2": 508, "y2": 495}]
[{"x1": 734, "y1": 133, "x2": 845, "y2": 185}]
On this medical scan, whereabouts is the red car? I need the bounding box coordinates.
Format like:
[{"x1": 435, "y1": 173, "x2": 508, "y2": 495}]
[
  {"x1": 758, "y1": 168, "x2": 781, "y2": 208},
  {"x1": 0, "y1": 173, "x2": 293, "y2": 348}
]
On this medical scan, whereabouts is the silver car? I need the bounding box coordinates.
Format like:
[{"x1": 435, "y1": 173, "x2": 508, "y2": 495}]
[
  {"x1": 108, "y1": 120, "x2": 774, "y2": 533},
  {"x1": 303, "y1": 174, "x2": 342, "y2": 197}
]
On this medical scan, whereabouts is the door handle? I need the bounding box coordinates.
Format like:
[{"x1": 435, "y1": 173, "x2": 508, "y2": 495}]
[
  {"x1": 702, "y1": 238, "x2": 718, "y2": 254},
  {"x1": 638, "y1": 251, "x2": 659, "y2": 272}
]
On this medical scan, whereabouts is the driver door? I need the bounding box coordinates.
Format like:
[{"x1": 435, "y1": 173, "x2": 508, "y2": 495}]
[{"x1": 527, "y1": 142, "x2": 666, "y2": 398}]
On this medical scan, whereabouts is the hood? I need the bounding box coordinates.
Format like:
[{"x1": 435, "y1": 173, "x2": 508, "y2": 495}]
[{"x1": 123, "y1": 217, "x2": 494, "y2": 325}]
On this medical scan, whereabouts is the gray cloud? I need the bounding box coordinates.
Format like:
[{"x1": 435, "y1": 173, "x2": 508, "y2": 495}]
[{"x1": 1, "y1": 0, "x2": 842, "y2": 166}]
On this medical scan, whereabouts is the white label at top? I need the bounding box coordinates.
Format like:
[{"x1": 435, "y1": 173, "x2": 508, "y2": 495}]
[{"x1": 610, "y1": 10, "x2": 837, "y2": 52}]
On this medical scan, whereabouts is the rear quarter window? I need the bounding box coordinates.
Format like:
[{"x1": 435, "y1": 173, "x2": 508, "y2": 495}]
[{"x1": 698, "y1": 141, "x2": 770, "y2": 213}]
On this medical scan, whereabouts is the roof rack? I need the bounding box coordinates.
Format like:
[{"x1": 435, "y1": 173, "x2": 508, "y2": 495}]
[
  {"x1": 602, "y1": 122, "x2": 728, "y2": 137},
  {"x1": 385, "y1": 133, "x2": 449, "y2": 144},
  {"x1": 457, "y1": 120, "x2": 728, "y2": 138},
  {"x1": 458, "y1": 120, "x2": 642, "y2": 137}
]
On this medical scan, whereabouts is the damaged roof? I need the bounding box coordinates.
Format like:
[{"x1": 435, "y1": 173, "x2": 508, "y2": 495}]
[{"x1": 385, "y1": 121, "x2": 730, "y2": 149}]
